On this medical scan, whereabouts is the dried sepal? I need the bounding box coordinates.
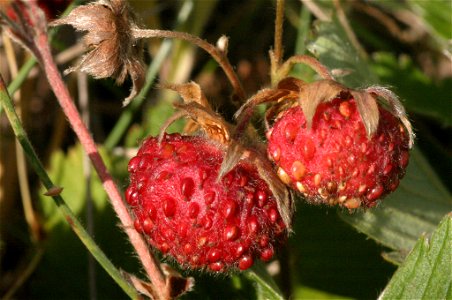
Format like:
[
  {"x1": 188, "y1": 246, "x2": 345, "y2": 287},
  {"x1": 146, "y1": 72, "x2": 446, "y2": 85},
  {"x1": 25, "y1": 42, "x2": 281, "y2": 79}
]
[
  {"x1": 219, "y1": 142, "x2": 294, "y2": 230},
  {"x1": 350, "y1": 90, "x2": 380, "y2": 138},
  {"x1": 276, "y1": 76, "x2": 306, "y2": 92},
  {"x1": 252, "y1": 152, "x2": 294, "y2": 230},
  {"x1": 233, "y1": 88, "x2": 295, "y2": 144},
  {"x1": 278, "y1": 55, "x2": 333, "y2": 82},
  {"x1": 176, "y1": 102, "x2": 231, "y2": 144},
  {"x1": 365, "y1": 86, "x2": 415, "y2": 148},
  {"x1": 264, "y1": 100, "x2": 294, "y2": 131},
  {"x1": 159, "y1": 81, "x2": 210, "y2": 108},
  {"x1": 157, "y1": 110, "x2": 189, "y2": 144},
  {"x1": 160, "y1": 81, "x2": 213, "y2": 134},
  {"x1": 50, "y1": 0, "x2": 145, "y2": 106},
  {"x1": 218, "y1": 142, "x2": 244, "y2": 180},
  {"x1": 122, "y1": 265, "x2": 194, "y2": 299},
  {"x1": 158, "y1": 102, "x2": 231, "y2": 145},
  {"x1": 121, "y1": 270, "x2": 158, "y2": 299},
  {"x1": 299, "y1": 79, "x2": 345, "y2": 128},
  {"x1": 161, "y1": 264, "x2": 195, "y2": 299},
  {"x1": 234, "y1": 88, "x2": 292, "y2": 121},
  {"x1": 233, "y1": 78, "x2": 302, "y2": 138}
]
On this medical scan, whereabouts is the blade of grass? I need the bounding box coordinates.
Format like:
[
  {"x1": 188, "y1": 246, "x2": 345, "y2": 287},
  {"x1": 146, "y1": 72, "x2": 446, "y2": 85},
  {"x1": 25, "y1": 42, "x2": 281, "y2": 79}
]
[
  {"x1": 5, "y1": 57, "x2": 36, "y2": 96},
  {"x1": 4, "y1": 1, "x2": 169, "y2": 297},
  {"x1": 2, "y1": 32, "x2": 41, "y2": 243},
  {"x1": 0, "y1": 74, "x2": 140, "y2": 300}
]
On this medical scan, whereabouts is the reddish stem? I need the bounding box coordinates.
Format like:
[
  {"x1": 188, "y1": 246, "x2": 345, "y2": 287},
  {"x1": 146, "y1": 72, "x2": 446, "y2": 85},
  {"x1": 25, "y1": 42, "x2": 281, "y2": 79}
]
[
  {"x1": 34, "y1": 31, "x2": 168, "y2": 299},
  {"x1": 132, "y1": 28, "x2": 246, "y2": 102}
]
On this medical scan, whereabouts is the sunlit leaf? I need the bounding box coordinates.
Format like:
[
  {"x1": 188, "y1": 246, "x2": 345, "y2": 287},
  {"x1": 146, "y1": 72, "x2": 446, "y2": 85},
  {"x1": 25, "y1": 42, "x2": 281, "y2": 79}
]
[
  {"x1": 307, "y1": 18, "x2": 378, "y2": 88},
  {"x1": 34, "y1": 144, "x2": 137, "y2": 299},
  {"x1": 379, "y1": 214, "x2": 452, "y2": 299},
  {"x1": 340, "y1": 148, "x2": 451, "y2": 255},
  {"x1": 371, "y1": 52, "x2": 452, "y2": 126},
  {"x1": 245, "y1": 262, "x2": 285, "y2": 300},
  {"x1": 293, "y1": 285, "x2": 352, "y2": 300},
  {"x1": 410, "y1": 0, "x2": 452, "y2": 41},
  {"x1": 307, "y1": 16, "x2": 451, "y2": 258}
]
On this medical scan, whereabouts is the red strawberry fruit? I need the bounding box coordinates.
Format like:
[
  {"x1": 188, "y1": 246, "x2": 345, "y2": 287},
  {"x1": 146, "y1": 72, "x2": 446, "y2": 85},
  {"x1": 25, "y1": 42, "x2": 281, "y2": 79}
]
[
  {"x1": 126, "y1": 133, "x2": 287, "y2": 272},
  {"x1": 267, "y1": 93, "x2": 412, "y2": 209}
]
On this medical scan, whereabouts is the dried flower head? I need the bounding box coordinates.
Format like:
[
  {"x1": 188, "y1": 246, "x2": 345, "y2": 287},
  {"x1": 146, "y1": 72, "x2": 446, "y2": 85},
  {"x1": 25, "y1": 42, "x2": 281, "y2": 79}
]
[{"x1": 50, "y1": 0, "x2": 145, "y2": 105}]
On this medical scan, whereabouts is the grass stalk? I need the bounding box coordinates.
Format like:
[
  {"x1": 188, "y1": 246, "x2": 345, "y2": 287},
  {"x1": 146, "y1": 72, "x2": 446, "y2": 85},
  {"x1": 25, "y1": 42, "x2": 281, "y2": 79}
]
[{"x1": 0, "y1": 74, "x2": 140, "y2": 300}]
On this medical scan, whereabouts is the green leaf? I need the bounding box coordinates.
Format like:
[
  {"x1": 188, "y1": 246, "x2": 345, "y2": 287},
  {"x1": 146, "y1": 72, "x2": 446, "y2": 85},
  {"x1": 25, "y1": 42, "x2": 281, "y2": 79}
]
[
  {"x1": 34, "y1": 144, "x2": 139, "y2": 299},
  {"x1": 245, "y1": 262, "x2": 285, "y2": 300},
  {"x1": 379, "y1": 214, "x2": 452, "y2": 299},
  {"x1": 292, "y1": 285, "x2": 352, "y2": 300},
  {"x1": 409, "y1": 0, "x2": 452, "y2": 41},
  {"x1": 340, "y1": 148, "x2": 451, "y2": 254},
  {"x1": 289, "y1": 203, "x2": 397, "y2": 299},
  {"x1": 307, "y1": 17, "x2": 451, "y2": 256},
  {"x1": 145, "y1": 99, "x2": 185, "y2": 137},
  {"x1": 307, "y1": 18, "x2": 378, "y2": 88},
  {"x1": 179, "y1": 272, "x2": 256, "y2": 300},
  {"x1": 39, "y1": 144, "x2": 110, "y2": 230},
  {"x1": 371, "y1": 52, "x2": 452, "y2": 126}
]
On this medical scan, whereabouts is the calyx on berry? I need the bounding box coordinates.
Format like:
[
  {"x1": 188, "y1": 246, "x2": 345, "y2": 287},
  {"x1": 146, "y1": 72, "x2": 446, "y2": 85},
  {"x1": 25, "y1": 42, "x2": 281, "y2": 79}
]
[
  {"x1": 235, "y1": 56, "x2": 414, "y2": 209},
  {"x1": 126, "y1": 82, "x2": 293, "y2": 272}
]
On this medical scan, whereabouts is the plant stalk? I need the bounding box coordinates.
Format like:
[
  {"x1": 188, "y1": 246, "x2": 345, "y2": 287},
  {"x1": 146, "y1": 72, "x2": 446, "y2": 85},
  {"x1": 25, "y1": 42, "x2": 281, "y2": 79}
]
[
  {"x1": 0, "y1": 74, "x2": 140, "y2": 300},
  {"x1": 33, "y1": 30, "x2": 168, "y2": 299},
  {"x1": 274, "y1": 0, "x2": 285, "y2": 69},
  {"x1": 271, "y1": 0, "x2": 286, "y2": 86},
  {"x1": 132, "y1": 28, "x2": 246, "y2": 102}
]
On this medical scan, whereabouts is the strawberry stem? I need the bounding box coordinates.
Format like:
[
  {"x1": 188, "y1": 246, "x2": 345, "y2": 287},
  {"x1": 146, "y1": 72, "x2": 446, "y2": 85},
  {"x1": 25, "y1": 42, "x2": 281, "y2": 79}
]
[
  {"x1": 0, "y1": 74, "x2": 141, "y2": 300},
  {"x1": 274, "y1": 0, "x2": 285, "y2": 69},
  {"x1": 132, "y1": 28, "x2": 246, "y2": 102},
  {"x1": 2, "y1": 0, "x2": 169, "y2": 295},
  {"x1": 270, "y1": 0, "x2": 286, "y2": 86},
  {"x1": 278, "y1": 55, "x2": 333, "y2": 81},
  {"x1": 33, "y1": 29, "x2": 169, "y2": 299}
]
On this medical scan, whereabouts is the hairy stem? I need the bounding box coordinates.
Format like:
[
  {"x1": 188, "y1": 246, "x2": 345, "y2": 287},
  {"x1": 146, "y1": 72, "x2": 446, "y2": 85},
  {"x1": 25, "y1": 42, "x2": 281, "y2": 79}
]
[
  {"x1": 2, "y1": 32, "x2": 41, "y2": 243},
  {"x1": 274, "y1": 0, "x2": 285, "y2": 70},
  {"x1": 33, "y1": 30, "x2": 168, "y2": 299},
  {"x1": 270, "y1": 0, "x2": 286, "y2": 86},
  {"x1": 77, "y1": 70, "x2": 98, "y2": 299},
  {"x1": 0, "y1": 74, "x2": 140, "y2": 300},
  {"x1": 132, "y1": 28, "x2": 246, "y2": 102},
  {"x1": 278, "y1": 55, "x2": 333, "y2": 81}
]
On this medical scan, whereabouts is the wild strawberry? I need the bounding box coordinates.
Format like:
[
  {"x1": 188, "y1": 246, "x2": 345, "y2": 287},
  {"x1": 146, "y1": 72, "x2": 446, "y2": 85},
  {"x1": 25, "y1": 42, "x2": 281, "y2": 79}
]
[
  {"x1": 235, "y1": 71, "x2": 413, "y2": 209},
  {"x1": 126, "y1": 133, "x2": 288, "y2": 272},
  {"x1": 267, "y1": 99, "x2": 409, "y2": 208},
  {"x1": 265, "y1": 79, "x2": 414, "y2": 209}
]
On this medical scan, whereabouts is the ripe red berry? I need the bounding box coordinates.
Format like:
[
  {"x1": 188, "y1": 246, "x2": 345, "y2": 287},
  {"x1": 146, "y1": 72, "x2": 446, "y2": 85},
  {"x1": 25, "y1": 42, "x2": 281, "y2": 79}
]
[
  {"x1": 267, "y1": 97, "x2": 411, "y2": 209},
  {"x1": 126, "y1": 133, "x2": 287, "y2": 272}
]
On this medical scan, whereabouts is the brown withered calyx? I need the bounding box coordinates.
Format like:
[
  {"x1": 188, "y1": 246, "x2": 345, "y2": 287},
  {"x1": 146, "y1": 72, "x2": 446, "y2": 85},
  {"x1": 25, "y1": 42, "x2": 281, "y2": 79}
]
[{"x1": 50, "y1": 0, "x2": 144, "y2": 106}]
